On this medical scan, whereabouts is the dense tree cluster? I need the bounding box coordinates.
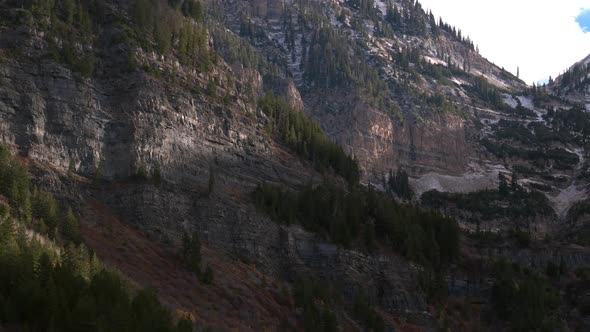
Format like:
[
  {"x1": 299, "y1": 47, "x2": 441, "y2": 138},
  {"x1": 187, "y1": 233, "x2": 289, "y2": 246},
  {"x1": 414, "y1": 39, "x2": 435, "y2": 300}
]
[
  {"x1": 481, "y1": 138, "x2": 580, "y2": 170},
  {"x1": 385, "y1": 2, "x2": 427, "y2": 36},
  {"x1": 303, "y1": 26, "x2": 386, "y2": 97},
  {"x1": 492, "y1": 120, "x2": 536, "y2": 144},
  {"x1": 16, "y1": 0, "x2": 97, "y2": 77},
  {"x1": 212, "y1": 23, "x2": 282, "y2": 78},
  {"x1": 423, "y1": 92, "x2": 458, "y2": 113},
  {"x1": 437, "y1": 17, "x2": 474, "y2": 50},
  {"x1": 0, "y1": 146, "x2": 83, "y2": 241},
  {"x1": 259, "y1": 93, "x2": 360, "y2": 184},
  {"x1": 9, "y1": 0, "x2": 212, "y2": 76},
  {"x1": 392, "y1": 46, "x2": 422, "y2": 71},
  {"x1": 465, "y1": 75, "x2": 503, "y2": 108},
  {"x1": 293, "y1": 277, "x2": 338, "y2": 332},
  {"x1": 0, "y1": 234, "x2": 191, "y2": 331},
  {"x1": 390, "y1": 46, "x2": 466, "y2": 87},
  {"x1": 352, "y1": 293, "x2": 385, "y2": 332},
  {"x1": 381, "y1": 0, "x2": 474, "y2": 50},
  {"x1": 0, "y1": 146, "x2": 191, "y2": 332},
  {"x1": 543, "y1": 107, "x2": 590, "y2": 146},
  {"x1": 135, "y1": 0, "x2": 211, "y2": 70},
  {"x1": 168, "y1": 0, "x2": 203, "y2": 21},
  {"x1": 253, "y1": 181, "x2": 460, "y2": 268},
  {"x1": 557, "y1": 62, "x2": 590, "y2": 93},
  {"x1": 422, "y1": 177, "x2": 554, "y2": 222},
  {"x1": 385, "y1": 168, "x2": 412, "y2": 200},
  {"x1": 0, "y1": 146, "x2": 31, "y2": 222},
  {"x1": 181, "y1": 231, "x2": 213, "y2": 284},
  {"x1": 346, "y1": 0, "x2": 378, "y2": 18},
  {"x1": 492, "y1": 260, "x2": 561, "y2": 331},
  {"x1": 567, "y1": 200, "x2": 590, "y2": 233}
]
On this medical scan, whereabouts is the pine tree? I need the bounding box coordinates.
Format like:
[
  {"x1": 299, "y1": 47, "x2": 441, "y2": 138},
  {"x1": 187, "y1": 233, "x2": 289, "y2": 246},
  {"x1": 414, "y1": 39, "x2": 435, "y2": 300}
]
[
  {"x1": 94, "y1": 159, "x2": 104, "y2": 184},
  {"x1": 510, "y1": 173, "x2": 519, "y2": 192},
  {"x1": 62, "y1": 207, "x2": 81, "y2": 245},
  {"x1": 207, "y1": 79, "x2": 217, "y2": 97},
  {"x1": 498, "y1": 172, "x2": 509, "y2": 196},
  {"x1": 155, "y1": 16, "x2": 173, "y2": 54},
  {"x1": 201, "y1": 264, "x2": 213, "y2": 284},
  {"x1": 135, "y1": 0, "x2": 153, "y2": 33},
  {"x1": 559, "y1": 257, "x2": 567, "y2": 277},
  {"x1": 181, "y1": 232, "x2": 201, "y2": 273},
  {"x1": 62, "y1": 0, "x2": 76, "y2": 25},
  {"x1": 207, "y1": 165, "x2": 215, "y2": 197}
]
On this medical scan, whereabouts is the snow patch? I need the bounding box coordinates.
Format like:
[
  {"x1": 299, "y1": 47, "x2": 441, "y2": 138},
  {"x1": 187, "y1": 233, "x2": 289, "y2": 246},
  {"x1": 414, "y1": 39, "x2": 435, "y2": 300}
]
[
  {"x1": 423, "y1": 56, "x2": 446, "y2": 66},
  {"x1": 374, "y1": 0, "x2": 388, "y2": 17},
  {"x1": 514, "y1": 95, "x2": 546, "y2": 122},
  {"x1": 547, "y1": 185, "x2": 587, "y2": 218},
  {"x1": 471, "y1": 69, "x2": 510, "y2": 90},
  {"x1": 516, "y1": 95, "x2": 535, "y2": 110},
  {"x1": 412, "y1": 163, "x2": 507, "y2": 197},
  {"x1": 452, "y1": 77, "x2": 468, "y2": 86},
  {"x1": 502, "y1": 94, "x2": 518, "y2": 109}
]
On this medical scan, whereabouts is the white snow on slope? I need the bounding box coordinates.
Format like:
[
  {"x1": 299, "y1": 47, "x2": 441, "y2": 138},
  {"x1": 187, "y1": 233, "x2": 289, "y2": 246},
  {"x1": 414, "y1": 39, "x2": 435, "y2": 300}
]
[
  {"x1": 423, "y1": 55, "x2": 446, "y2": 66},
  {"x1": 374, "y1": 0, "x2": 388, "y2": 17},
  {"x1": 546, "y1": 148, "x2": 587, "y2": 217},
  {"x1": 412, "y1": 163, "x2": 507, "y2": 197},
  {"x1": 516, "y1": 95, "x2": 535, "y2": 110},
  {"x1": 515, "y1": 95, "x2": 546, "y2": 122},
  {"x1": 502, "y1": 94, "x2": 518, "y2": 109},
  {"x1": 547, "y1": 185, "x2": 587, "y2": 218}
]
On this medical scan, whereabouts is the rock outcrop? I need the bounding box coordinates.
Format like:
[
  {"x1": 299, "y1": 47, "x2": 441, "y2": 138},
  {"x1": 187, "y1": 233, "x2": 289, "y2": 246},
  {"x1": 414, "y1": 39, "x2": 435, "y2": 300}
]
[{"x1": 0, "y1": 20, "x2": 434, "y2": 326}]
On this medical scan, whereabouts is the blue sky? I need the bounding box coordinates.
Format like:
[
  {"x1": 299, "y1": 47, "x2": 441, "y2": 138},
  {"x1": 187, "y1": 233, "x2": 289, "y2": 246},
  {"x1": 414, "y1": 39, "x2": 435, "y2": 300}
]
[
  {"x1": 419, "y1": 0, "x2": 590, "y2": 85},
  {"x1": 577, "y1": 8, "x2": 590, "y2": 32}
]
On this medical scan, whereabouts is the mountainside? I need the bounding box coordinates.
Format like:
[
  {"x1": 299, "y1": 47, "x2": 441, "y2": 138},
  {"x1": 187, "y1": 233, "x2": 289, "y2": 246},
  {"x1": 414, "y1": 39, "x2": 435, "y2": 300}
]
[
  {"x1": 551, "y1": 52, "x2": 590, "y2": 107},
  {"x1": 214, "y1": 0, "x2": 590, "y2": 237},
  {"x1": 0, "y1": 0, "x2": 590, "y2": 331},
  {"x1": 216, "y1": 0, "x2": 526, "y2": 179}
]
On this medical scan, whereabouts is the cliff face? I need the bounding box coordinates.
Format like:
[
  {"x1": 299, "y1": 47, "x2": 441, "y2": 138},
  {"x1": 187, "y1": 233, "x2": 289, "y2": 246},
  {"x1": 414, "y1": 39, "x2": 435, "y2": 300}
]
[
  {"x1": 92, "y1": 183, "x2": 430, "y2": 320},
  {"x1": 304, "y1": 90, "x2": 470, "y2": 179},
  {"x1": 0, "y1": 42, "x2": 307, "y2": 186},
  {"x1": 217, "y1": 0, "x2": 525, "y2": 182},
  {"x1": 3, "y1": 0, "x2": 590, "y2": 330},
  {"x1": 551, "y1": 53, "x2": 590, "y2": 107},
  {"x1": 0, "y1": 8, "x2": 434, "y2": 327}
]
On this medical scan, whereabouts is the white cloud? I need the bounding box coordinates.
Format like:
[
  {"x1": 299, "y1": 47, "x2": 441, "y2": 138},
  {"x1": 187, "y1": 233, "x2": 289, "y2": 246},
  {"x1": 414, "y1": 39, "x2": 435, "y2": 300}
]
[{"x1": 418, "y1": 0, "x2": 590, "y2": 84}]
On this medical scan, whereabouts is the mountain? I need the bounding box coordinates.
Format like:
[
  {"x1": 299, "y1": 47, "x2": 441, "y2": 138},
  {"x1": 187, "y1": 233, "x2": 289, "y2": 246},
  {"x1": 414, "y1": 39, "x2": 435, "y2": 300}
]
[
  {"x1": 0, "y1": 0, "x2": 589, "y2": 331},
  {"x1": 550, "y1": 52, "x2": 590, "y2": 107}
]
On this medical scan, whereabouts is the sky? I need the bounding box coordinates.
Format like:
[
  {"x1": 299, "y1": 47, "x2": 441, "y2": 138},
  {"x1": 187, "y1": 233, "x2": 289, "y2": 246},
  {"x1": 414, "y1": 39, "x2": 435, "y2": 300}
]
[{"x1": 418, "y1": 0, "x2": 590, "y2": 85}]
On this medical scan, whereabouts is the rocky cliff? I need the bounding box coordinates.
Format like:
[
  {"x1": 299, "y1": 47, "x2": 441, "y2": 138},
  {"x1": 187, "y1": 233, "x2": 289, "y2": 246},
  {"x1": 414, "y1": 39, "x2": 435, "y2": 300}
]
[
  {"x1": 0, "y1": 1, "x2": 437, "y2": 329},
  {"x1": 2, "y1": 0, "x2": 590, "y2": 331}
]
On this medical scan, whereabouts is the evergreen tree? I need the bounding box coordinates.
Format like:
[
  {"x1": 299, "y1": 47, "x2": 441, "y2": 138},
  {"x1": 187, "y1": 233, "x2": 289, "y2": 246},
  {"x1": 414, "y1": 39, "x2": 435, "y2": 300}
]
[
  {"x1": 62, "y1": 207, "x2": 81, "y2": 245},
  {"x1": 510, "y1": 172, "x2": 520, "y2": 192},
  {"x1": 181, "y1": 231, "x2": 201, "y2": 273},
  {"x1": 559, "y1": 257, "x2": 567, "y2": 277},
  {"x1": 200, "y1": 264, "x2": 214, "y2": 284},
  {"x1": 498, "y1": 172, "x2": 509, "y2": 196},
  {"x1": 62, "y1": 0, "x2": 76, "y2": 25},
  {"x1": 207, "y1": 165, "x2": 215, "y2": 197},
  {"x1": 155, "y1": 15, "x2": 173, "y2": 54}
]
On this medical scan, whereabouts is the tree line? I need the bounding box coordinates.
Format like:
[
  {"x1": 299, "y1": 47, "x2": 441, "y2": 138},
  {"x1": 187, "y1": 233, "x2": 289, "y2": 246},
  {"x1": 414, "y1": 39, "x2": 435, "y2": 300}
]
[
  {"x1": 253, "y1": 181, "x2": 460, "y2": 269},
  {"x1": 135, "y1": 0, "x2": 211, "y2": 71},
  {"x1": 13, "y1": 0, "x2": 213, "y2": 77},
  {"x1": 492, "y1": 260, "x2": 561, "y2": 331},
  {"x1": 259, "y1": 93, "x2": 360, "y2": 184},
  {"x1": 0, "y1": 145, "x2": 192, "y2": 331}
]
